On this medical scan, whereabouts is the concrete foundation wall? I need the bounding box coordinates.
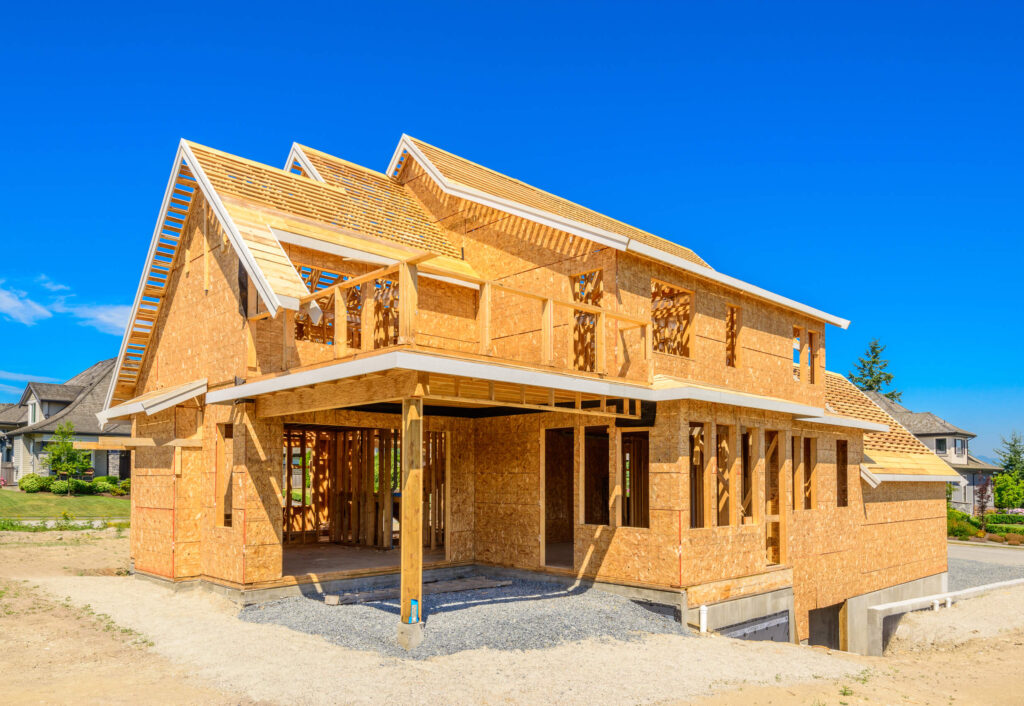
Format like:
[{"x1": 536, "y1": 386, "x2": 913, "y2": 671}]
[{"x1": 844, "y1": 571, "x2": 948, "y2": 655}]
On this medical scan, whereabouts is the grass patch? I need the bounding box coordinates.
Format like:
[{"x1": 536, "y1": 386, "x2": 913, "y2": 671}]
[{"x1": 0, "y1": 491, "x2": 129, "y2": 519}]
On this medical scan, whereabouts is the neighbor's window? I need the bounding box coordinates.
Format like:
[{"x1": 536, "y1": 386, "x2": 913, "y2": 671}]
[
  {"x1": 726, "y1": 305, "x2": 741, "y2": 367},
  {"x1": 29, "y1": 402, "x2": 37, "y2": 424},
  {"x1": 955, "y1": 438, "x2": 965, "y2": 455},
  {"x1": 836, "y1": 440, "x2": 849, "y2": 507},
  {"x1": 935, "y1": 438, "x2": 947, "y2": 454},
  {"x1": 651, "y1": 281, "x2": 693, "y2": 357}
]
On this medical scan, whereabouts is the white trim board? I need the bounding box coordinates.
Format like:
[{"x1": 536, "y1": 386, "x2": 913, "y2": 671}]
[
  {"x1": 205, "y1": 350, "x2": 875, "y2": 431},
  {"x1": 387, "y1": 134, "x2": 850, "y2": 329},
  {"x1": 99, "y1": 378, "x2": 208, "y2": 427},
  {"x1": 285, "y1": 143, "x2": 324, "y2": 181}
]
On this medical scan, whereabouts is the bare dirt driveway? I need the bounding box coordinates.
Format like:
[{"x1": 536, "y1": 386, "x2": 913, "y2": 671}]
[{"x1": 2, "y1": 530, "x2": 1023, "y2": 705}]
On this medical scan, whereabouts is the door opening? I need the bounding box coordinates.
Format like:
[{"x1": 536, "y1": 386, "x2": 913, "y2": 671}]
[{"x1": 544, "y1": 427, "x2": 574, "y2": 568}]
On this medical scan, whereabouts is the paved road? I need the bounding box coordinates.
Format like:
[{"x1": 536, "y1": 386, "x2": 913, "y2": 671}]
[
  {"x1": 948, "y1": 541, "x2": 1024, "y2": 567},
  {"x1": 947, "y1": 541, "x2": 1024, "y2": 591}
]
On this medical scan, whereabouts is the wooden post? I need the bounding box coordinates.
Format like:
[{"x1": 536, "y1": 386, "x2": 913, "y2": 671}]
[
  {"x1": 333, "y1": 293, "x2": 344, "y2": 357},
  {"x1": 541, "y1": 298, "x2": 553, "y2": 365},
  {"x1": 398, "y1": 262, "x2": 418, "y2": 345},
  {"x1": 610, "y1": 427, "x2": 622, "y2": 527},
  {"x1": 705, "y1": 422, "x2": 716, "y2": 528},
  {"x1": 478, "y1": 282, "x2": 491, "y2": 356},
  {"x1": 400, "y1": 397, "x2": 424, "y2": 625},
  {"x1": 538, "y1": 427, "x2": 546, "y2": 567},
  {"x1": 282, "y1": 310, "x2": 294, "y2": 370}
]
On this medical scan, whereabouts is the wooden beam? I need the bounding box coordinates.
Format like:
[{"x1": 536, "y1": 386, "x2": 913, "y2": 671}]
[
  {"x1": 400, "y1": 397, "x2": 424, "y2": 625},
  {"x1": 255, "y1": 370, "x2": 421, "y2": 417},
  {"x1": 541, "y1": 298, "x2": 553, "y2": 365},
  {"x1": 398, "y1": 261, "x2": 418, "y2": 345},
  {"x1": 478, "y1": 282, "x2": 491, "y2": 355}
]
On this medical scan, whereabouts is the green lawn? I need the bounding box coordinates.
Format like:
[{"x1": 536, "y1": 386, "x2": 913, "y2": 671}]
[{"x1": 0, "y1": 491, "x2": 130, "y2": 519}]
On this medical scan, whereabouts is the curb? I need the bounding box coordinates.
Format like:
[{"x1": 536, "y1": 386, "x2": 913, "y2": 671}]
[{"x1": 948, "y1": 539, "x2": 1024, "y2": 551}]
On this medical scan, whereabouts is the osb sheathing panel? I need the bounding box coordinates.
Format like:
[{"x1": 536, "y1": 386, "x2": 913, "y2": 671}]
[
  {"x1": 134, "y1": 189, "x2": 247, "y2": 399},
  {"x1": 617, "y1": 252, "x2": 828, "y2": 408}
]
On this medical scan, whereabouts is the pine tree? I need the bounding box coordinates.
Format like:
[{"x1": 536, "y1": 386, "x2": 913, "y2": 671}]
[
  {"x1": 848, "y1": 338, "x2": 902, "y2": 402},
  {"x1": 996, "y1": 431, "x2": 1024, "y2": 482}
]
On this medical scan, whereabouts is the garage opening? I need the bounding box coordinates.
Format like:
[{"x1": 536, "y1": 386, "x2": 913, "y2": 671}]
[{"x1": 544, "y1": 427, "x2": 574, "y2": 568}]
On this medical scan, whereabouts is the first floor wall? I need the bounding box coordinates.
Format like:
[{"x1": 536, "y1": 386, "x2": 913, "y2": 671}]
[{"x1": 128, "y1": 399, "x2": 946, "y2": 642}]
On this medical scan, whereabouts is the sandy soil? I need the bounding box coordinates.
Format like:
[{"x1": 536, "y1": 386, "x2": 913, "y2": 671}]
[{"x1": 3, "y1": 530, "x2": 1024, "y2": 705}]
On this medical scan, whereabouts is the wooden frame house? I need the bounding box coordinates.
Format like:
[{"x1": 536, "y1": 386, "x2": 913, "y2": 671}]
[{"x1": 100, "y1": 136, "x2": 961, "y2": 651}]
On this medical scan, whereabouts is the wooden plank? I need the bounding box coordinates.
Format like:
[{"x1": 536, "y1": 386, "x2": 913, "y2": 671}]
[
  {"x1": 541, "y1": 298, "x2": 553, "y2": 365},
  {"x1": 478, "y1": 281, "x2": 491, "y2": 355},
  {"x1": 398, "y1": 261, "x2": 418, "y2": 345},
  {"x1": 400, "y1": 397, "x2": 424, "y2": 624},
  {"x1": 255, "y1": 370, "x2": 420, "y2": 418}
]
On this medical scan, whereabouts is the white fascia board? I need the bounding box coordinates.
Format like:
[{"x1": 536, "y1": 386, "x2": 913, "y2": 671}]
[
  {"x1": 388, "y1": 136, "x2": 629, "y2": 251},
  {"x1": 860, "y1": 464, "x2": 881, "y2": 488},
  {"x1": 206, "y1": 350, "x2": 829, "y2": 422},
  {"x1": 388, "y1": 135, "x2": 849, "y2": 329},
  {"x1": 648, "y1": 386, "x2": 823, "y2": 418},
  {"x1": 795, "y1": 415, "x2": 889, "y2": 433},
  {"x1": 285, "y1": 144, "x2": 324, "y2": 182},
  {"x1": 627, "y1": 241, "x2": 850, "y2": 329},
  {"x1": 180, "y1": 141, "x2": 282, "y2": 317},
  {"x1": 101, "y1": 379, "x2": 209, "y2": 425},
  {"x1": 872, "y1": 472, "x2": 965, "y2": 485},
  {"x1": 271, "y1": 228, "x2": 479, "y2": 291},
  {"x1": 101, "y1": 141, "x2": 282, "y2": 416}
]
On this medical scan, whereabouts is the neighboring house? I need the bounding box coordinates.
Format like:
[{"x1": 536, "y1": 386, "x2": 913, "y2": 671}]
[
  {"x1": 864, "y1": 392, "x2": 998, "y2": 514},
  {"x1": 0, "y1": 359, "x2": 131, "y2": 483},
  {"x1": 99, "y1": 137, "x2": 960, "y2": 653}
]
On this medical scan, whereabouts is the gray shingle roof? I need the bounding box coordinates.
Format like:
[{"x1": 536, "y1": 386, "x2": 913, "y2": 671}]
[
  {"x1": 23, "y1": 382, "x2": 84, "y2": 404},
  {"x1": 950, "y1": 454, "x2": 1000, "y2": 472},
  {"x1": 862, "y1": 390, "x2": 975, "y2": 437},
  {"x1": 7, "y1": 359, "x2": 129, "y2": 437}
]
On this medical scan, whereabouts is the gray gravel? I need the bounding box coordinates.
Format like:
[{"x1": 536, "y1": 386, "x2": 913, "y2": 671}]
[
  {"x1": 948, "y1": 557, "x2": 1024, "y2": 591},
  {"x1": 239, "y1": 577, "x2": 687, "y2": 659}
]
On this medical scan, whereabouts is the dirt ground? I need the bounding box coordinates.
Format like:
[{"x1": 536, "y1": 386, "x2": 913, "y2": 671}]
[{"x1": 2, "y1": 530, "x2": 1023, "y2": 705}]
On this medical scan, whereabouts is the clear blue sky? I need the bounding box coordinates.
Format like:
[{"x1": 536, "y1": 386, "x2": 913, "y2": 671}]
[{"x1": 1, "y1": 2, "x2": 1020, "y2": 458}]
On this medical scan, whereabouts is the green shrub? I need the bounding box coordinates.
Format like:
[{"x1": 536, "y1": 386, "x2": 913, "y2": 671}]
[
  {"x1": 987, "y1": 524, "x2": 1024, "y2": 536},
  {"x1": 119, "y1": 478, "x2": 130, "y2": 493},
  {"x1": 18, "y1": 474, "x2": 46, "y2": 493},
  {"x1": 39, "y1": 475, "x2": 55, "y2": 491},
  {"x1": 93, "y1": 482, "x2": 115, "y2": 494},
  {"x1": 50, "y1": 480, "x2": 70, "y2": 495},
  {"x1": 70, "y1": 479, "x2": 97, "y2": 495},
  {"x1": 948, "y1": 518, "x2": 974, "y2": 540},
  {"x1": 91, "y1": 475, "x2": 118, "y2": 485},
  {"x1": 108, "y1": 486, "x2": 127, "y2": 496},
  {"x1": 985, "y1": 513, "x2": 1024, "y2": 525}
]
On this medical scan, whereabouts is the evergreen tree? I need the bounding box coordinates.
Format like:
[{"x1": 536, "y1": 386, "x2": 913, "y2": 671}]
[
  {"x1": 848, "y1": 338, "x2": 902, "y2": 402},
  {"x1": 996, "y1": 431, "x2": 1024, "y2": 482}
]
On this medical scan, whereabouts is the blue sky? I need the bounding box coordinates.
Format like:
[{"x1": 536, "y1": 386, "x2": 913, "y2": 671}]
[{"x1": 0, "y1": 2, "x2": 1020, "y2": 458}]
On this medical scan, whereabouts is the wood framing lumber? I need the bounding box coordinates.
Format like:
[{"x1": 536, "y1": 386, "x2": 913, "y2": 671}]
[{"x1": 400, "y1": 397, "x2": 424, "y2": 625}]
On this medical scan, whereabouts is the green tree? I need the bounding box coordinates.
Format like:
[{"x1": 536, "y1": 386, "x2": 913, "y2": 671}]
[
  {"x1": 41, "y1": 422, "x2": 90, "y2": 495},
  {"x1": 848, "y1": 338, "x2": 902, "y2": 402},
  {"x1": 993, "y1": 472, "x2": 1024, "y2": 509},
  {"x1": 996, "y1": 431, "x2": 1024, "y2": 482}
]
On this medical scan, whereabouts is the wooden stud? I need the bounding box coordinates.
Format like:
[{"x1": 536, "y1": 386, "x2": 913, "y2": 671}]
[
  {"x1": 400, "y1": 397, "x2": 424, "y2": 624},
  {"x1": 478, "y1": 282, "x2": 491, "y2": 356},
  {"x1": 398, "y1": 261, "x2": 418, "y2": 345}
]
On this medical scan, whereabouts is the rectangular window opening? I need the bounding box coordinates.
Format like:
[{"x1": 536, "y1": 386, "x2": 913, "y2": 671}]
[
  {"x1": 216, "y1": 423, "x2": 234, "y2": 527},
  {"x1": 808, "y1": 331, "x2": 819, "y2": 384},
  {"x1": 584, "y1": 426, "x2": 610, "y2": 526},
  {"x1": 572, "y1": 270, "x2": 604, "y2": 373},
  {"x1": 717, "y1": 425, "x2": 731, "y2": 526},
  {"x1": 803, "y1": 437, "x2": 815, "y2": 510},
  {"x1": 836, "y1": 440, "x2": 848, "y2": 507},
  {"x1": 690, "y1": 423, "x2": 706, "y2": 528},
  {"x1": 741, "y1": 431, "x2": 753, "y2": 521},
  {"x1": 622, "y1": 432, "x2": 649, "y2": 528},
  {"x1": 791, "y1": 435, "x2": 801, "y2": 511},
  {"x1": 935, "y1": 438, "x2": 947, "y2": 454},
  {"x1": 726, "y1": 305, "x2": 741, "y2": 367},
  {"x1": 651, "y1": 281, "x2": 692, "y2": 357},
  {"x1": 793, "y1": 327, "x2": 803, "y2": 381}
]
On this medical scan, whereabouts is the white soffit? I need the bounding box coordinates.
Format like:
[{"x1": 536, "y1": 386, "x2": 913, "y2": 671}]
[
  {"x1": 795, "y1": 415, "x2": 889, "y2": 433},
  {"x1": 271, "y1": 228, "x2": 480, "y2": 291},
  {"x1": 100, "y1": 378, "x2": 208, "y2": 426},
  {"x1": 387, "y1": 134, "x2": 850, "y2": 330}
]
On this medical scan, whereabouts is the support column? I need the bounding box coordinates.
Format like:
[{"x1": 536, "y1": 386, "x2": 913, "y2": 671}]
[{"x1": 398, "y1": 397, "x2": 424, "y2": 649}]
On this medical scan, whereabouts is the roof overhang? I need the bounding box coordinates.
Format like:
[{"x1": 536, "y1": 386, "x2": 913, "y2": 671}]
[
  {"x1": 99, "y1": 378, "x2": 208, "y2": 427},
  {"x1": 387, "y1": 134, "x2": 850, "y2": 330},
  {"x1": 207, "y1": 350, "x2": 864, "y2": 430}
]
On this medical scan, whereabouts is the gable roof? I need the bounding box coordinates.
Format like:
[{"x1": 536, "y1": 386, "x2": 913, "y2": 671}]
[
  {"x1": 863, "y1": 390, "x2": 975, "y2": 437},
  {"x1": 386, "y1": 135, "x2": 850, "y2": 329},
  {"x1": 20, "y1": 383, "x2": 82, "y2": 405},
  {"x1": 0, "y1": 403, "x2": 24, "y2": 427},
  {"x1": 825, "y1": 372, "x2": 959, "y2": 482},
  {"x1": 10, "y1": 359, "x2": 129, "y2": 437}
]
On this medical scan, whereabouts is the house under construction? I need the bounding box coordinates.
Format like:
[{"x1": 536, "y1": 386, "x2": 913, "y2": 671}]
[{"x1": 99, "y1": 135, "x2": 960, "y2": 651}]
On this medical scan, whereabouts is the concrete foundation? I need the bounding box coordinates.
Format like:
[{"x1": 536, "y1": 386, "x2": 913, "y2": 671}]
[
  {"x1": 396, "y1": 621, "x2": 424, "y2": 650},
  {"x1": 686, "y1": 587, "x2": 796, "y2": 643},
  {"x1": 844, "y1": 571, "x2": 947, "y2": 655}
]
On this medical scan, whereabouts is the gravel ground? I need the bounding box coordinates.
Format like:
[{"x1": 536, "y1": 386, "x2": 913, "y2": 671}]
[
  {"x1": 239, "y1": 577, "x2": 687, "y2": 659},
  {"x1": 947, "y1": 557, "x2": 1024, "y2": 591}
]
